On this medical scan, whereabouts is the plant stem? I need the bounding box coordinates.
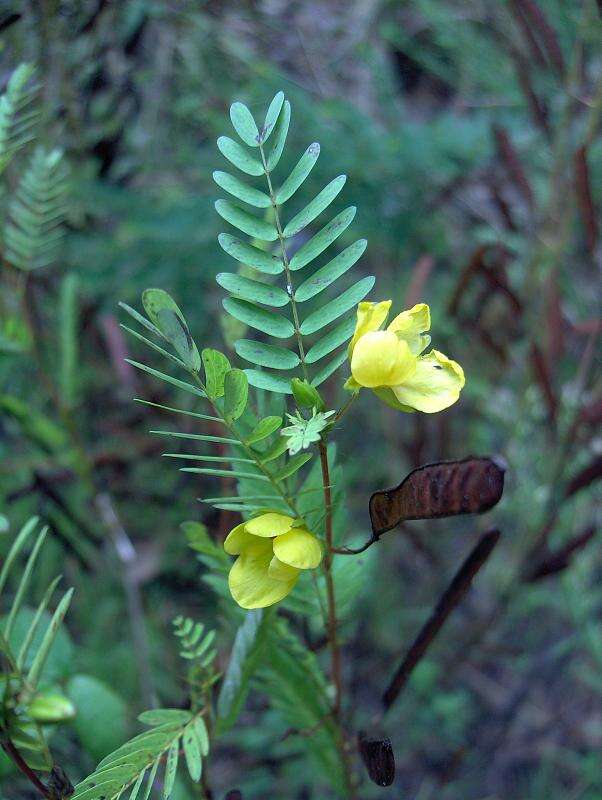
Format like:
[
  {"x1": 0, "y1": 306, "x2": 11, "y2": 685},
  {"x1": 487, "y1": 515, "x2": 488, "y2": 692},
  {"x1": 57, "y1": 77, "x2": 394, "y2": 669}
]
[{"x1": 0, "y1": 733, "x2": 50, "y2": 798}]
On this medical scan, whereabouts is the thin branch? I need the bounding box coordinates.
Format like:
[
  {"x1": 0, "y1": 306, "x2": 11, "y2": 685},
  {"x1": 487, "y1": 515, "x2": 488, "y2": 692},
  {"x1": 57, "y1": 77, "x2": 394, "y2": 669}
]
[
  {"x1": 0, "y1": 735, "x2": 51, "y2": 798},
  {"x1": 382, "y1": 529, "x2": 501, "y2": 711}
]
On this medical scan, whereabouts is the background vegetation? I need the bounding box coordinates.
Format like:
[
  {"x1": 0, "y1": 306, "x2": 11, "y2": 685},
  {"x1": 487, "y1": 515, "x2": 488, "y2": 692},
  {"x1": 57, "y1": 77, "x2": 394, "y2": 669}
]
[{"x1": 0, "y1": 1, "x2": 600, "y2": 798}]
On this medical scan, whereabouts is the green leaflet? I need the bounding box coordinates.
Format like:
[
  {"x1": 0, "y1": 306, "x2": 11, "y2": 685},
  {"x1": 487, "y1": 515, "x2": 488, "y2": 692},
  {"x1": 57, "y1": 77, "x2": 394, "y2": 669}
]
[
  {"x1": 59, "y1": 273, "x2": 78, "y2": 408},
  {"x1": 138, "y1": 710, "x2": 192, "y2": 726},
  {"x1": 212, "y1": 170, "x2": 271, "y2": 208},
  {"x1": 245, "y1": 415, "x2": 283, "y2": 444},
  {"x1": 289, "y1": 206, "x2": 357, "y2": 271},
  {"x1": 274, "y1": 142, "x2": 320, "y2": 205},
  {"x1": 266, "y1": 100, "x2": 291, "y2": 171},
  {"x1": 202, "y1": 348, "x2": 231, "y2": 399},
  {"x1": 283, "y1": 175, "x2": 347, "y2": 238},
  {"x1": 181, "y1": 468, "x2": 268, "y2": 481},
  {"x1": 275, "y1": 452, "x2": 313, "y2": 480},
  {"x1": 300, "y1": 275, "x2": 375, "y2": 335},
  {"x1": 224, "y1": 368, "x2": 248, "y2": 422},
  {"x1": 218, "y1": 233, "x2": 284, "y2": 275},
  {"x1": 259, "y1": 436, "x2": 289, "y2": 462},
  {"x1": 305, "y1": 316, "x2": 356, "y2": 364},
  {"x1": 183, "y1": 725, "x2": 202, "y2": 781},
  {"x1": 235, "y1": 339, "x2": 300, "y2": 370},
  {"x1": 311, "y1": 349, "x2": 348, "y2": 387},
  {"x1": 215, "y1": 200, "x2": 278, "y2": 241},
  {"x1": 230, "y1": 101, "x2": 260, "y2": 148},
  {"x1": 216, "y1": 272, "x2": 289, "y2": 307},
  {"x1": 223, "y1": 297, "x2": 294, "y2": 338},
  {"x1": 163, "y1": 742, "x2": 178, "y2": 799},
  {"x1": 121, "y1": 325, "x2": 186, "y2": 370},
  {"x1": 245, "y1": 369, "x2": 293, "y2": 394},
  {"x1": 142, "y1": 288, "x2": 201, "y2": 372},
  {"x1": 151, "y1": 431, "x2": 238, "y2": 445},
  {"x1": 294, "y1": 239, "x2": 368, "y2": 302},
  {"x1": 261, "y1": 91, "x2": 284, "y2": 144},
  {"x1": 126, "y1": 360, "x2": 206, "y2": 398},
  {"x1": 27, "y1": 588, "x2": 74, "y2": 688},
  {"x1": 217, "y1": 136, "x2": 263, "y2": 176}
]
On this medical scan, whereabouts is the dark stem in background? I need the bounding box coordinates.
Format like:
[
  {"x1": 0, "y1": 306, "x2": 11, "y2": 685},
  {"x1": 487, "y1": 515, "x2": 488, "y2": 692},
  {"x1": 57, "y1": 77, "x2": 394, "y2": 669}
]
[
  {"x1": 0, "y1": 734, "x2": 51, "y2": 798},
  {"x1": 382, "y1": 529, "x2": 501, "y2": 711}
]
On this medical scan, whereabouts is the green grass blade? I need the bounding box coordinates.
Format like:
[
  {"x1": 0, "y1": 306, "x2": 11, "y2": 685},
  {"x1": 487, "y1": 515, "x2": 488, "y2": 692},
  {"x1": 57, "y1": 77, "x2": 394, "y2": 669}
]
[
  {"x1": 300, "y1": 275, "x2": 375, "y2": 335},
  {"x1": 289, "y1": 206, "x2": 357, "y2": 271},
  {"x1": 283, "y1": 175, "x2": 347, "y2": 238}
]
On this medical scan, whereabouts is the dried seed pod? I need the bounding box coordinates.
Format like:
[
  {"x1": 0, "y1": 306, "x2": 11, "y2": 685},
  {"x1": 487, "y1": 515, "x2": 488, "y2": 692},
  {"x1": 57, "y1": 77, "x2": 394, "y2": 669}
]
[{"x1": 358, "y1": 731, "x2": 396, "y2": 786}]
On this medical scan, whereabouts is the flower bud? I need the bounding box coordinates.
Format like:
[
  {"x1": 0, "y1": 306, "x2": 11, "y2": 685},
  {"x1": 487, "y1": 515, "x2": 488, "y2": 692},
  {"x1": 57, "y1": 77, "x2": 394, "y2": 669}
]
[
  {"x1": 27, "y1": 692, "x2": 76, "y2": 723},
  {"x1": 291, "y1": 378, "x2": 324, "y2": 411}
]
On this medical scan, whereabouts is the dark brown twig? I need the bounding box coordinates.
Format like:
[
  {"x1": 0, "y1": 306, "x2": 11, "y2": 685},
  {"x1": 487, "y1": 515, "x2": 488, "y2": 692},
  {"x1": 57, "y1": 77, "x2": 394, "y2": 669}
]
[
  {"x1": 0, "y1": 735, "x2": 51, "y2": 798},
  {"x1": 382, "y1": 530, "x2": 501, "y2": 710}
]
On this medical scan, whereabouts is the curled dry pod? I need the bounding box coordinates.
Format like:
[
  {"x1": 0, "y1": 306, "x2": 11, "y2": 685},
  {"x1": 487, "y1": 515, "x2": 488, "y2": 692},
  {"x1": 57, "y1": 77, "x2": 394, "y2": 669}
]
[{"x1": 358, "y1": 731, "x2": 396, "y2": 787}]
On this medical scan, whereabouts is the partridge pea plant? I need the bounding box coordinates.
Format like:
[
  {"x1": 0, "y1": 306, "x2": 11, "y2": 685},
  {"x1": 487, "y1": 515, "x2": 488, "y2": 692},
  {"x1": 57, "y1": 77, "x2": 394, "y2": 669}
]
[{"x1": 120, "y1": 90, "x2": 465, "y2": 797}]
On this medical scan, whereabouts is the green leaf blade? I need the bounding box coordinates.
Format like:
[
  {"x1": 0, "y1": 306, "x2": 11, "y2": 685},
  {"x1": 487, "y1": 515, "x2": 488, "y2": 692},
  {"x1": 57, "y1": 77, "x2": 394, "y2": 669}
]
[
  {"x1": 217, "y1": 136, "x2": 263, "y2": 176},
  {"x1": 295, "y1": 239, "x2": 367, "y2": 302},
  {"x1": 274, "y1": 143, "x2": 320, "y2": 205},
  {"x1": 305, "y1": 316, "x2": 355, "y2": 364},
  {"x1": 289, "y1": 207, "x2": 357, "y2": 271},
  {"x1": 213, "y1": 170, "x2": 271, "y2": 208},
  {"x1": 283, "y1": 175, "x2": 346, "y2": 238},
  {"x1": 244, "y1": 369, "x2": 293, "y2": 394},
  {"x1": 261, "y1": 91, "x2": 284, "y2": 144},
  {"x1": 266, "y1": 100, "x2": 291, "y2": 171},
  {"x1": 215, "y1": 200, "x2": 277, "y2": 241},
  {"x1": 218, "y1": 234, "x2": 283, "y2": 275},
  {"x1": 230, "y1": 101, "x2": 260, "y2": 148},
  {"x1": 300, "y1": 275, "x2": 375, "y2": 335},
  {"x1": 235, "y1": 339, "x2": 300, "y2": 370},
  {"x1": 222, "y1": 298, "x2": 294, "y2": 339},
  {"x1": 216, "y1": 273, "x2": 289, "y2": 307},
  {"x1": 224, "y1": 368, "x2": 248, "y2": 422}
]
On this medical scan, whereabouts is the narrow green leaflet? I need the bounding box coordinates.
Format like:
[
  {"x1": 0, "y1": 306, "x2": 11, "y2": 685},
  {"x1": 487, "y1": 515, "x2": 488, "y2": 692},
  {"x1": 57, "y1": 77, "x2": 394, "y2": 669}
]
[
  {"x1": 183, "y1": 726, "x2": 202, "y2": 782},
  {"x1": 245, "y1": 369, "x2": 293, "y2": 394},
  {"x1": 266, "y1": 100, "x2": 291, "y2": 171},
  {"x1": 289, "y1": 206, "x2": 357, "y2": 271},
  {"x1": 118, "y1": 302, "x2": 164, "y2": 340},
  {"x1": 245, "y1": 415, "x2": 283, "y2": 444},
  {"x1": 218, "y1": 233, "x2": 283, "y2": 275},
  {"x1": 305, "y1": 316, "x2": 355, "y2": 364},
  {"x1": 230, "y1": 101, "x2": 259, "y2": 148},
  {"x1": 194, "y1": 717, "x2": 209, "y2": 756},
  {"x1": 181, "y1": 468, "x2": 268, "y2": 481},
  {"x1": 216, "y1": 273, "x2": 289, "y2": 307},
  {"x1": 260, "y1": 91, "x2": 284, "y2": 144},
  {"x1": 213, "y1": 171, "x2": 270, "y2": 208},
  {"x1": 283, "y1": 175, "x2": 347, "y2": 238},
  {"x1": 215, "y1": 200, "x2": 278, "y2": 241},
  {"x1": 224, "y1": 369, "x2": 248, "y2": 422},
  {"x1": 121, "y1": 325, "x2": 186, "y2": 370},
  {"x1": 141, "y1": 760, "x2": 159, "y2": 800},
  {"x1": 138, "y1": 710, "x2": 192, "y2": 726},
  {"x1": 259, "y1": 435, "x2": 289, "y2": 463},
  {"x1": 163, "y1": 740, "x2": 179, "y2": 799},
  {"x1": 311, "y1": 349, "x2": 348, "y2": 387},
  {"x1": 275, "y1": 452, "x2": 313, "y2": 480},
  {"x1": 294, "y1": 239, "x2": 367, "y2": 302},
  {"x1": 152, "y1": 430, "x2": 239, "y2": 445},
  {"x1": 235, "y1": 339, "x2": 300, "y2": 370},
  {"x1": 223, "y1": 298, "x2": 295, "y2": 338},
  {"x1": 274, "y1": 143, "x2": 320, "y2": 205},
  {"x1": 217, "y1": 136, "x2": 263, "y2": 176},
  {"x1": 27, "y1": 588, "x2": 74, "y2": 688},
  {"x1": 141, "y1": 289, "x2": 201, "y2": 373},
  {"x1": 300, "y1": 275, "x2": 375, "y2": 335},
  {"x1": 202, "y1": 348, "x2": 231, "y2": 399},
  {"x1": 126, "y1": 360, "x2": 206, "y2": 398}
]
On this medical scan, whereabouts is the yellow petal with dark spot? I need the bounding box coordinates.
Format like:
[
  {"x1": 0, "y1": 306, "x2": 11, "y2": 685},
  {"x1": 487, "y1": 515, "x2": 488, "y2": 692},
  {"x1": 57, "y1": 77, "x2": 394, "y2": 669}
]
[{"x1": 392, "y1": 349, "x2": 465, "y2": 413}]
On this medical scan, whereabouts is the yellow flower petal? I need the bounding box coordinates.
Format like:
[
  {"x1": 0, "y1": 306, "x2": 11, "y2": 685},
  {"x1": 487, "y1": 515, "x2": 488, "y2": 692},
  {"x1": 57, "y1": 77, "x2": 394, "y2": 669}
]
[
  {"x1": 273, "y1": 528, "x2": 322, "y2": 570},
  {"x1": 351, "y1": 330, "x2": 416, "y2": 388},
  {"x1": 224, "y1": 522, "x2": 256, "y2": 555},
  {"x1": 387, "y1": 303, "x2": 431, "y2": 354},
  {"x1": 268, "y1": 556, "x2": 301, "y2": 582},
  {"x1": 349, "y1": 300, "x2": 392, "y2": 354},
  {"x1": 228, "y1": 547, "x2": 298, "y2": 609},
  {"x1": 392, "y1": 349, "x2": 465, "y2": 413},
  {"x1": 245, "y1": 512, "x2": 294, "y2": 538}
]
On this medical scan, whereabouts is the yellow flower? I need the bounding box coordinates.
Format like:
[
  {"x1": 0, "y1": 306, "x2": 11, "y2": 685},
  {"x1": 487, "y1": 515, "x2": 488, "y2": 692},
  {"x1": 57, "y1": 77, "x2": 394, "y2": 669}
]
[
  {"x1": 346, "y1": 301, "x2": 465, "y2": 413},
  {"x1": 224, "y1": 512, "x2": 322, "y2": 609}
]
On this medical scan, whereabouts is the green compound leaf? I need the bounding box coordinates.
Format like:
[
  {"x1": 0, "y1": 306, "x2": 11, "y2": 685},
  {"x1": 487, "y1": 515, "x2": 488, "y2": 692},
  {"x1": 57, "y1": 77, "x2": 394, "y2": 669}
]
[
  {"x1": 245, "y1": 415, "x2": 283, "y2": 444},
  {"x1": 290, "y1": 206, "x2": 357, "y2": 271},
  {"x1": 230, "y1": 101, "x2": 260, "y2": 148},
  {"x1": 266, "y1": 100, "x2": 291, "y2": 171},
  {"x1": 213, "y1": 171, "x2": 271, "y2": 208},
  {"x1": 300, "y1": 275, "x2": 375, "y2": 335},
  {"x1": 215, "y1": 200, "x2": 278, "y2": 241},
  {"x1": 223, "y1": 297, "x2": 295, "y2": 338},
  {"x1": 275, "y1": 451, "x2": 313, "y2": 481},
  {"x1": 274, "y1": 143, "x2": 320, "y2": 205},
  {"x1": 283, "y1": 175, "x2": 347, "y2": 238},
  {"x1": 223, "y1": 369, "x2": 248, "y2": 422},
  {"x1": 235, "y1": 339, "x2": 300, "y2": 370},
  {"x1": 295, "y1": 239, "x2": 367, "y2": 302},
  {"x1": 261, "y1": 91, "x2": 284, "y2": 144},
  {"x1": 217, "y1": 136, "x2": 263, "y2": 176},
  {"x1": 245, "y1": 369, "x2": 293, "y2": 394},
  {"x1": 305, "y1": 316, "x2": 355, "y2": 364},
  {"x1": 216, "y1": 273, "x2": 289, "y2": 307},
  {"x1": 311, "y1": 350, "x2": 348, "y2": 387},
  {"x1": 202, "y1": 348, "x2": 231, "y2": 400},
  {"x1": 218, "y1": 233, "x2": 283, "y2": 275}
]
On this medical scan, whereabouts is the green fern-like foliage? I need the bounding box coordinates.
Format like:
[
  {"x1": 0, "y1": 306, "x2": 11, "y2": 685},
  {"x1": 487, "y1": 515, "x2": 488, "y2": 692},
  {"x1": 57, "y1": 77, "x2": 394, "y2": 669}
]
[
  {"x1": 4, "y1": 146, "x2": 69, "y2": 271},
  {"x1": 215, "y1": 91, "x2": 373, "y2": 394},
  {"x1": 70, "y1": 709, "x2": 209, "y2": 800},
  {"x1": 0, "y1": 63, "x2": 39, "y2": 175},
  {"x1": 0, "y1": 517, "x2": 74, "y2": 772}
]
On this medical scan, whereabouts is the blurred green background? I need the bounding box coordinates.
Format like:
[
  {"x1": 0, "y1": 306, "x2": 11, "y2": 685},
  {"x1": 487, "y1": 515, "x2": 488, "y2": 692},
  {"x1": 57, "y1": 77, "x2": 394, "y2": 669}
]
[{"x1": 0, "y1": 1, "x2": 600, "y2": 798}]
